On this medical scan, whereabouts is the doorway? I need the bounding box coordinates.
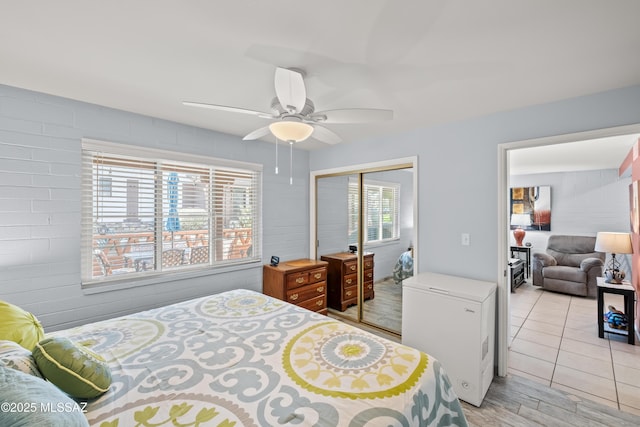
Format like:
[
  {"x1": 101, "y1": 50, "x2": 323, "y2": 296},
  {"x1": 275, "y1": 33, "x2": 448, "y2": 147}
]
[
  {"x1": 311, "y1": 157, "x2": 417, "y2": 335},
  {"x1": 496, "y1": 124, "x2": 640, "y2": 376}
]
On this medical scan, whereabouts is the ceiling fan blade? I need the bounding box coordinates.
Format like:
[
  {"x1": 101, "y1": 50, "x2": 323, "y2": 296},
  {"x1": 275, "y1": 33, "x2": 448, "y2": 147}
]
[
  {"x1": 311, "y1": 125, "x2": 342, "y2": 145},
  {"x1": 242, "y1": 125, "x2": 272, "y2": 141},
  {"x1": 274, "y1": 67, "x2": 306, "y2": 114},
  {"x1": 183, "y1": 101, "x2": 270, "y2": 117},
  {"x1": 312, "y1": 108, "x2": 393, "y2": 124}
]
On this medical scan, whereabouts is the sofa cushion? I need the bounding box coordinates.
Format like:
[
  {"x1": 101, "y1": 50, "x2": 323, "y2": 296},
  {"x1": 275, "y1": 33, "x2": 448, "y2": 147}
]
[
  {"x1": 543, "y1": 265, "x2": 586, "y2": 283},
  {"x1": 32, "y1": 337, "x2": 111, "y2": 399},
  {"x1": 0, "y1": 300, "x2": 45, "y2": 351}
]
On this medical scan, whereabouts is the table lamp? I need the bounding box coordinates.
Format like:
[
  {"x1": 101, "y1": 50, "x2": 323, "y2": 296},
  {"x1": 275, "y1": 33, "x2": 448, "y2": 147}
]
[
  {"x1": 511, "y1": 214, "x2": 532, "y2": 246},
  {"x1": 594, "y1": 232, "x2": 632, "y2": 284}
]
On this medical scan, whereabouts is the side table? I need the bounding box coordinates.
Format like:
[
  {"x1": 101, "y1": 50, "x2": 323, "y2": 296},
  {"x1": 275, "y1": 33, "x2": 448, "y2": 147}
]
[
  {"x1": 509, "y1": 258, "x2": 525, "y2": 292},
  {"x1": 510, "y1": 246, "x2": 531, "y2": 278},
  {"x1": 597, "y1": 277, "x2": 636, "y2": 345}
]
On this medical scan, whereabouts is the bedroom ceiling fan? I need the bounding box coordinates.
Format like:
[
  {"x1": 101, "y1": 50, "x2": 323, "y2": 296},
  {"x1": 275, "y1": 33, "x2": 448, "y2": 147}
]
[{"x1": 182, "y1": 67, "x2": 393, "y2": 145}]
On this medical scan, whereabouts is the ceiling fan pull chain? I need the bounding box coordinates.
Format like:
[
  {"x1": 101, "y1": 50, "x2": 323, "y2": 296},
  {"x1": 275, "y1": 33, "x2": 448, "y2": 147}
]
[
  {"x1": 275, "y1": 137, "x2": 279, "y2": 175},
  {"x1": 289, "y1": 141, "x2": 293, "y2": 185}
]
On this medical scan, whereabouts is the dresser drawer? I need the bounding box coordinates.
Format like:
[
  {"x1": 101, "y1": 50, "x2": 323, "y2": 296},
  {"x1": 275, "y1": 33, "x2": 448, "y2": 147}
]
[
  {"x1": 343, "y1": 285, "x2": 357, "y2": 301},
  {"x1": 343, "y1": 273, "x2": 357, "y2": 287},
  {"x1": 364, "y1": 269, "x2": 373, "y2": 281},
  {"x1": 286, "y1": 282, "x2": 326, "y2": 304},
  {"x1": 364, "y1": 281, "x2": 373, "y2": 293},
  {"x1": 363, "y1": 257, "x2": 374, "y2": 270},
  {"x1": 344, "y1": 260, "x2": 357, "y2": 274},
  {"x1": 308, "y1": 267, "x2": 327, "y2": 284},
  {"x1": 297, "y1": 294, "x2": 326, "y2": 312},
  {"x1": 286, "y1": 271, "x2": 309, "y2": 289}
]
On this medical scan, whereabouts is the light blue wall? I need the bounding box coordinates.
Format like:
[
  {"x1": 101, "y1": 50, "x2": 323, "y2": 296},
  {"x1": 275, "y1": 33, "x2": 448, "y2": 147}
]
[
  {"x1": 2, "y1": 82, "x2": 640, "y2": 329},
  {"x1": 309, "y1": 85, "x2": 640, "y2": 282},
  {"x1": 0, "y1": 84, "x2": 310, "y2": 330}
]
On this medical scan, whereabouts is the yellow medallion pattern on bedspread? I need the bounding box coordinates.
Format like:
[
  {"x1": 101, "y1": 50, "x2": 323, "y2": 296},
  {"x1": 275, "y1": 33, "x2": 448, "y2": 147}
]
[
  {"x1": 198, "y1": 292, "x2": 285, "y2": 318},
  {"x1": 283, "y1": 321, "x2": 427, "y2": 399}
]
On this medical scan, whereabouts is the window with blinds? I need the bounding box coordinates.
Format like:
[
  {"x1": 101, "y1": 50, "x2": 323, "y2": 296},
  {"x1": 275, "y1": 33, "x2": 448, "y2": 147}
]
[
  {"x1": 348, "y1": 179, "x2": 400, "y2": 245},
  {"x1": 81, "y1": 139, "x2": 262, "y2": 285}
]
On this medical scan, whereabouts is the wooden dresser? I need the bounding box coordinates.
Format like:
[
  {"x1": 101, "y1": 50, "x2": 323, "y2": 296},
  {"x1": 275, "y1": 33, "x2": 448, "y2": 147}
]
[
  {"x1": 262, "y1": 258, "x2": 329, "y2": 315},
  {"x1": 320, "y1": 252, "x2": 374, "y2": 311}
]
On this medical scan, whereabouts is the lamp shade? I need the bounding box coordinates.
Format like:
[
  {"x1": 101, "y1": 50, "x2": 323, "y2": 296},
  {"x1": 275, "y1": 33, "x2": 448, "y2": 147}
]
[
  {"x1": 269, "y1": 119, "x2": 313, "y2": 142},
  {"x1": 594, "y1": 232, "x2": 632, "y2": 254},
  {"x1": 510, "y1": 214, "x2": 532, "y2": 227}
]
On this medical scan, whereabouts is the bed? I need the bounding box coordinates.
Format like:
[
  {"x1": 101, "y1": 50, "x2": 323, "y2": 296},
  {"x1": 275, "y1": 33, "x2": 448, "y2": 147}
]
[
  {"x1": 393, "y1": 250, "x2": 414, "y2": 284},
  {"x1": 3, "y1": 289, "x2": 468, "y2": 426}
]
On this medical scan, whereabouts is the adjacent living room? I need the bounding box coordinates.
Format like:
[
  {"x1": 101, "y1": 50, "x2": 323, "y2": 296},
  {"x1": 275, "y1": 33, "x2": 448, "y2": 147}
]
[{"x1": 506, "y1": 135, "x2": 640, "y2": 415}]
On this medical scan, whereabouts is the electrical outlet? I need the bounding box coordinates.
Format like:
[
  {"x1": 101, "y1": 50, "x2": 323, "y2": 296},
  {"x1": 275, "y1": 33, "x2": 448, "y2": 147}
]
[{"x1": 461, "y1": 233, "x2": 470, "y2": 246}]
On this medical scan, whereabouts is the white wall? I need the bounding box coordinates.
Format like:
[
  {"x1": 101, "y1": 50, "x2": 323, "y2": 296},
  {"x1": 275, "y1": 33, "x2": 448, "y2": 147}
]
[
  {"x1": 0, "y1": 84, "x2": 310, "y2": 330},
  {"x1": 510, "y1": 169, "x2": 632, "y2": 276},
  {"x1": 309, "y1": 85, "x2": 640, "y2": 283}
]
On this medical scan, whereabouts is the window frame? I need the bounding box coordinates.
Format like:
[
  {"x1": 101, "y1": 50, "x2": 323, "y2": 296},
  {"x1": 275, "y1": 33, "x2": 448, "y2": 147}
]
[
  {"x1": 81, "y1": 139, "x2": 262, "y2": 290},
  {"x1": 348, "y1": 178, "x2": 400, "y2": 245}
]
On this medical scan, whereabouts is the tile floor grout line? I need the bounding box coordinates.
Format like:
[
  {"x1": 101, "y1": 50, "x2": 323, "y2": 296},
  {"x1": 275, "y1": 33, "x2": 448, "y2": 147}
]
[
  {"x1": 607, "y1": 336, "x2": 622, "y2": 410},
  {"x1": 548, "y1": 293, "x2": 572, "y2": 389}
]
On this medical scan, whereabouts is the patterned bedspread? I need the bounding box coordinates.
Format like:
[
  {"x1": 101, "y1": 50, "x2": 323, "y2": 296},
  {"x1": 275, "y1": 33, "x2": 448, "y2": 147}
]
[{"x1": 52, "y1": 289, "x2": 468, "y2": 426}]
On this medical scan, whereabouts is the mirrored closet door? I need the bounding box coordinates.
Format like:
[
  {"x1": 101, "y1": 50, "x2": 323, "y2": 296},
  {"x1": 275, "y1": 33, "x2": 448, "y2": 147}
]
[{"x1": 314, "y1": 162, "x2": 415, "y2": 336}]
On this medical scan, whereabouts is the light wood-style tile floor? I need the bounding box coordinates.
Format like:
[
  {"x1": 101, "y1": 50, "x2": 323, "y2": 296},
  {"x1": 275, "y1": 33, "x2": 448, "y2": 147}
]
[
  {"x1": 334, "y1": 278, "x2": 640, "y2": 425},
  {"x1": 510, "y1": 281, "x2": 640, "y2": 416}
]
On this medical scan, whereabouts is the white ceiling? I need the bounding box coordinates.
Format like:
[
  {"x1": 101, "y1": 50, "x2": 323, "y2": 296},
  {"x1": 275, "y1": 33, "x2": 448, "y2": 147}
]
[
  {"x1": 1, "y1": 0, "x2": 640, "y2": 159},
  {"x1": 510, "y1": 133, "x2": 640, "y2": 175}
]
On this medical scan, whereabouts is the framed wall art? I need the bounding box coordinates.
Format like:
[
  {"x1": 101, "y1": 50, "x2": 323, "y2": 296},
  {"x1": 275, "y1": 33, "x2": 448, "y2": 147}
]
[{"x1": 510, "y1": 186, "x2": 551, "y2": 231}]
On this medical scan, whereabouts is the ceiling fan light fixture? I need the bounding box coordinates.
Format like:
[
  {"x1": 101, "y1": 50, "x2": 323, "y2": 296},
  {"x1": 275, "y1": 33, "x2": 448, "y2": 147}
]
[{"x1": 269, "y1": 120, "x2": 313, "y2": 142}]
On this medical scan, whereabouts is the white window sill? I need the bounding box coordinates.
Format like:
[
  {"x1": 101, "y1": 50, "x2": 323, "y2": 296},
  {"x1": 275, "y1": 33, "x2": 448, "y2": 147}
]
[{"x1": 82, "y1": 260, "x2": 262, "y2": 295}]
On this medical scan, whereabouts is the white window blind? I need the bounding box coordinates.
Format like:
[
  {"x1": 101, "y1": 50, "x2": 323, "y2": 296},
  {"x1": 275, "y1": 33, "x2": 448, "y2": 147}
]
[
  {"x1": 81, "y1": 139, "x2": 262, "y2": 285},
  {"x1": 348, "y1": 179, "x2": 400, "y2": 245}
]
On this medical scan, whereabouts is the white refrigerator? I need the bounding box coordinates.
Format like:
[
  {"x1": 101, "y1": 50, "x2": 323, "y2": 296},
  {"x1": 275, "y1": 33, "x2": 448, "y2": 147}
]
[{"x1": 402, "y1": 272, "x2": 496, "y2": 407}]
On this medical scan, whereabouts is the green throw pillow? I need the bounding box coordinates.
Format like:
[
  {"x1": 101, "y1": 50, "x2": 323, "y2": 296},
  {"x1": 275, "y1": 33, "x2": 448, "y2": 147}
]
[
  {"x1": 0, "y1": 365, "x2": 89, "y2": 427},
  {"x1": 33, "y1": 337, "x2": 112, "y2": 399},
  {"x1": 0, "y1": 300, "x2": 45, "y2": 351}
]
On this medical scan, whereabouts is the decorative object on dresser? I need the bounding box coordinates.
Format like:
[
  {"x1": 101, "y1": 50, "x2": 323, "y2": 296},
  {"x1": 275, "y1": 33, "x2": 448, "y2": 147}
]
[
  {"x1": 262, "y1": 258, "x2": 328, "y2": 314},
  {"x1": 594, "y1": 231, "x2": 632, "y2": 284},
  {"x1": 320, "y1": 252, "x2": 374, "y2": 311}
]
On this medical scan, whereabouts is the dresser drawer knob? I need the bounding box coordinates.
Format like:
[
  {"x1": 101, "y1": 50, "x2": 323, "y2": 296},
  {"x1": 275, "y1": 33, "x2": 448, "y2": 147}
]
[
  {"x1": 314, "y1": 273, "x2": 322, "y2": 279},
  {"x1": 317, "y1": 286, "x2": 324, "y2": 293},
  {"x1": 296, "y1": 277, "x2": 305, "y2": 284},
  {"x1": 350, "y1": 265, "x2": 356, "y2": 271},
  {"x1": 346, "y1": 290, "x2": 352, "y2": 297},
  {"x1": 316, "y1": 300, "x2": 323, "y2": 306},
  {"x1": 367, "y1": 273, "x2": 372, "y2": 278},
  {"x1": 290, "y1": 293, "x2": 299, "y2": 301},
  {"x1": 345, "y1": 278, "x2": 352, "y2": 285},
  {"x1": 368, "y1": 284, "x2": 372, "y2": 289}
]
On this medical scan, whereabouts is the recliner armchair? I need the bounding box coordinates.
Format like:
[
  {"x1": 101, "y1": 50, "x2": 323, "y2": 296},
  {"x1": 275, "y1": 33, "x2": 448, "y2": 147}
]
[{"x1": 532, "y1": 235, "x2": 605, "y2": 297}]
